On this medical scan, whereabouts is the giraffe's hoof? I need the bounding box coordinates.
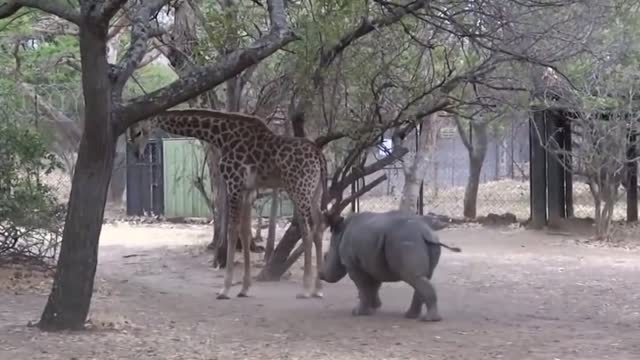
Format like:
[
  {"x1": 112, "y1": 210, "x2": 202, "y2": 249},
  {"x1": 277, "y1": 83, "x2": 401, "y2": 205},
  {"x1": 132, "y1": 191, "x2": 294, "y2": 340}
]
[
  {"x1": 237, "y1": 292, "x2": 250, "y2": 298},
  {"x1": 311, "y1": 291, "x2": 324, "y2": 299},
  {"x1": 216, "y1": 293, "x2": 231, "y2": 300},
  {"x1": 296, "y1": 292, "x2": 312, "y2": 299}
]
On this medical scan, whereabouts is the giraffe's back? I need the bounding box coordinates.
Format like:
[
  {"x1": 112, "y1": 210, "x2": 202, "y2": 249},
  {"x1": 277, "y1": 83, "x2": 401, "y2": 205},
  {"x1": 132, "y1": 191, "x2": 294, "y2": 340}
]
[{"x1": 250, "y1": 134, "x2": 324, "y2": 191}]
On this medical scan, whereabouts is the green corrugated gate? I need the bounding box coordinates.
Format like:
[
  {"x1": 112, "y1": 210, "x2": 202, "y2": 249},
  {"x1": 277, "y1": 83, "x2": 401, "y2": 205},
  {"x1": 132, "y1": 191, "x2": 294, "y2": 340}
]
[
  {"x1": 162, "y1": 137, "x2": 295, "y2": 218},
  {"x1": 163, "y1": 138, "x2": 212, "y2": 218}
]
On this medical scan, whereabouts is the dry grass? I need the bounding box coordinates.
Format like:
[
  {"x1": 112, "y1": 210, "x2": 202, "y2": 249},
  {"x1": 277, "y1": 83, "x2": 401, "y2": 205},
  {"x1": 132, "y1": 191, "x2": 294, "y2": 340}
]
[
  {"x1": 359, "y1": 178, "x2": 632, "y2": 221},
  {"x1": 0, "y1": 264, "x2": 53, "y2": 295}
]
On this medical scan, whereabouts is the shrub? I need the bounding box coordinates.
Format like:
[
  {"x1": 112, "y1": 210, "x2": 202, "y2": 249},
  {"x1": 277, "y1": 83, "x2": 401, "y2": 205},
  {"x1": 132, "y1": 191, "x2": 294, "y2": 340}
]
[{"x1": 0, "y1": 120, "x2": 65, "y2": 265}]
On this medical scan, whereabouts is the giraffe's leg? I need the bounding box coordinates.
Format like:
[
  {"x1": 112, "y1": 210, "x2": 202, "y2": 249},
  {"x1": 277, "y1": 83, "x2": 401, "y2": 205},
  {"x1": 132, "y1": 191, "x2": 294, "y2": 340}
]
[
  {"x1": 296, "y1": 218, "x2": 314, "y2": 299},
  {"x1": 311, "y1": 221, "x2": 324, "y2": 298},
  {"x1": 238, "y1": 192, "x2": 253, "y2": 298},
  {"x1": 311, "y1": 179, "x2": 325, "y2": 298},
  {"x1": 217, "y1": 194, "x2": 241, "y2": 300}
]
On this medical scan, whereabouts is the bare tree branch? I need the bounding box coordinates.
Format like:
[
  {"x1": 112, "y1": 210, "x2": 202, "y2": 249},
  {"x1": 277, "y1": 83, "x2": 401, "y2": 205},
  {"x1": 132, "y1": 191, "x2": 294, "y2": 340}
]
[
  {"x1": 319, "y1": 0, "x2": 428, "y2": 69},
  {"x1": 107, "y1": 10, "x2": 130, "y2": 40},
  {"x1": 15, "y1": 82, "x2": 82, "y2": 150},
  {"x1": 116, "y1": 28, "x2": 297, "y2": 131},
  {"x1": 334, "y1": 140, "x2": 409, "y2": 198},
  {"x1": 110, "y1": 1, "x2": 169, "y2": 98},
  {"x1": 0, "y1": 0, "x2": 81, "y2": 24},
  {"x1": 289, "y1": 0, "x2": 429, "y2": 137},
  {"x1": 100, "y1": 0, "x2": 128, "y2": 22},
  {"x1": 314, "y1": 132, "x2": 347, "y2": 147},
  {"x1": 266, "y1": 0, "x2": 288, "y2": 31}
]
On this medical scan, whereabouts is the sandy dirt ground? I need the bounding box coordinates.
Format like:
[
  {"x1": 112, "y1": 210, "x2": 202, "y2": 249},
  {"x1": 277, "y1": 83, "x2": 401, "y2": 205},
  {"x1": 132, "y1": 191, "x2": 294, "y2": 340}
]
[{"x1": 1, "y1": 222, "x2": 640, "y2": 360}]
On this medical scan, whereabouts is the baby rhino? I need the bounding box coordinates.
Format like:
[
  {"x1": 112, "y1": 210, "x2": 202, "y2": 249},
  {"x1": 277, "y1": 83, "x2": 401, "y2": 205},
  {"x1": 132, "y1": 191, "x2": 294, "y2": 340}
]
[{"x1": 319, "y1": 210, "x2": 461, "y2": 322}]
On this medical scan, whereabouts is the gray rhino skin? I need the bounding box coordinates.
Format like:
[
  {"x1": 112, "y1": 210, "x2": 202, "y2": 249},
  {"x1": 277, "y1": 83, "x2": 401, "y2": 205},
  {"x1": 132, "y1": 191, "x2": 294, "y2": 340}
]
[{"x1": 319, "y1": 210, "x2": 461, "y2": 322}]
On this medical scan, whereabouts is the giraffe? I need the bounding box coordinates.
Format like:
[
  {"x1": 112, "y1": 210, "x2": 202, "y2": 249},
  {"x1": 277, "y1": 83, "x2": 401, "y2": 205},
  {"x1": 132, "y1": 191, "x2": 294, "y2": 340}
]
[{"x1": 127, "y1": 109, "x2": 328, "y2": 299}]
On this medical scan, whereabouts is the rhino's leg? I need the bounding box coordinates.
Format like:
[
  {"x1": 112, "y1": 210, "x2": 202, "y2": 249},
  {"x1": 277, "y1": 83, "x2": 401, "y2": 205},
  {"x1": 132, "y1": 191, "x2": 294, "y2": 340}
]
[
  {"x1": 371, "y1": 282, "x2": 382, "y2": 309},
  {"x1": 404, "y1": 290, "x2": 422, "y2": 319},
  {"x1": 348, "y1": 268, "x2": 380, "y2": 316},
  {"x1": 407, "y1": 276, "x2": 442, "y2": 322}
]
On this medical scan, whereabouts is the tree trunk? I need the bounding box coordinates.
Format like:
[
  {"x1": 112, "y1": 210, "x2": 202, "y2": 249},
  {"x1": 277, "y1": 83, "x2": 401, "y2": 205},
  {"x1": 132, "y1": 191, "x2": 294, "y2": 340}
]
[
  {"x1": 493, "y1": 127, "x2": 501, "y2": 181},
  {"x1": 464, "y1": 154, "x2": 484, "y2": 218},
  {"x1": 255, "y1": 201, "x2": 264, "y2": 242},
  {"x1": 399, "y1": 172, "x2": 422, "y2": 212},
  {"x1": 39, "y1": 20, "x2": 114, "y2": 331},
  {"x1": 462, "y1": 121, "x2": 488, "y2": 219},
  {"x1": 399, "y1": 114, "x2": 438, "y2": 212},
  {"x1": 106, "y1": 17, "x2": 127, "y2": 209},
  {"x1": 107, "y1": 135, "x2": 127, "y2": 207},
  {"x1": 264, "y1": 189, "x2": 279, "y2": 262},
  {"x1": 256, "y1": 219, "x2": 301, "y2": 281},
  {"x1": 208, "y1": 147, "x2": 229, "y2": 267},
  {"x1": 508, "y1": 120, "x2": 515, "y2": 179}
]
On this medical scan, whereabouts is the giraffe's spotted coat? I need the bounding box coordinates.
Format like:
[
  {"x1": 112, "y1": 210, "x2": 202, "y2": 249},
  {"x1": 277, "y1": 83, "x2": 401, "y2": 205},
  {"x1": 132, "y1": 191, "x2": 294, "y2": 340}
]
[{"x1": 127, "y1": 109, "x2": 328, "y2": 299}]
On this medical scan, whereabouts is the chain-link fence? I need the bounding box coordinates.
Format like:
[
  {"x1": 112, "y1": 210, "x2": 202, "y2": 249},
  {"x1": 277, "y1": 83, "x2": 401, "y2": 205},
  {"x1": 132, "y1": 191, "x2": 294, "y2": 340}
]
[
  {"x1": 0, "y1": 82, "x2": 82, "y2": 205},
  {"x1": 8, "y1": 81, "x2": 636, "y2": 223},
  {"x1": 349, "y1": 121, "x2": 637, "y2": 222},
  {"x1": 347, "y1": 120, "x2": 533, "y2": 220}
]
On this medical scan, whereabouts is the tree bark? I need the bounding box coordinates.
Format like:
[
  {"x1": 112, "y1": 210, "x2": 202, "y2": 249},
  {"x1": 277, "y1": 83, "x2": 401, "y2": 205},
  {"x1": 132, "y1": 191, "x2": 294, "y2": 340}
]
[
  {"x1": 209, "y1": 148, "x2": 229, "y2": 266},
  {"x1": 493, "y1": 126, "x2": 501, "y2": 181},
  {"x1": 400, "y1": 172, "x2": 422, "y2": 212},
  {"x1": 105, "y1": 8, "x2": 129, "y2": 208},
  {"x1": 464, "y1": 125, "x2": 488, "y2": 218},
  {"x1": 508, "y1": 120, "x2": 515, "y2": 179},
  {"x1": 39, "y1": 18, "x2": 114, "y2": 331},
  {"x1": 255, "y1": 218, "x2": 301, "y2": 281},
  {"x1": 464, "y1": 153, "x2": 485, "y2": 218},
  {"x1": 456, "y1": 117, "x2": 488, "y2": 219},
  {"x1": 264, "y1": 189, "x2": 279, "y2": 262},
  {"x1": 254, "y1": 191, "x2": 264, "y2": 242},
  {"x1": 399, "y1": 114, "x2": 438, "y2": 212},
  {"x1": 107, "y1": 135, "x2": 127, "y2": 207}
]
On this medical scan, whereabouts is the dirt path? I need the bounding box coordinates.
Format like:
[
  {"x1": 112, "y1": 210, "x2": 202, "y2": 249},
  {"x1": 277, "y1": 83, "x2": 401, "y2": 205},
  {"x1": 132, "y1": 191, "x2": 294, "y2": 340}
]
[{"x1": 1, "y1": 223, "x2": 640, "y2": 360}]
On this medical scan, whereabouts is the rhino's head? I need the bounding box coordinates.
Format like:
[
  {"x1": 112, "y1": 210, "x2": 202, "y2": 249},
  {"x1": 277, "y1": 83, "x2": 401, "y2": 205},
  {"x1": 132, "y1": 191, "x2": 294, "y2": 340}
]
[{"x1": 318, "y1": 214, "x2": 348, "y2": 283}]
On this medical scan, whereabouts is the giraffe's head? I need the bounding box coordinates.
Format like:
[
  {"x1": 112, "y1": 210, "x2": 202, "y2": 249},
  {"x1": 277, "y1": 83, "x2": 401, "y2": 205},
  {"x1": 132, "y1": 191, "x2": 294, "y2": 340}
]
[{"x1": 127, "y1": 120, "x2": 152, "y2": 160}]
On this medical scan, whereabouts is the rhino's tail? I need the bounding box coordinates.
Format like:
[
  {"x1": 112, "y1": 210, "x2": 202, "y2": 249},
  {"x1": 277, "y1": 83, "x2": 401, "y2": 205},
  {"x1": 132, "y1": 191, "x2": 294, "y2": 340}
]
[{"x1": 423, "y1": 235, "x2": 462, "y2": 253}]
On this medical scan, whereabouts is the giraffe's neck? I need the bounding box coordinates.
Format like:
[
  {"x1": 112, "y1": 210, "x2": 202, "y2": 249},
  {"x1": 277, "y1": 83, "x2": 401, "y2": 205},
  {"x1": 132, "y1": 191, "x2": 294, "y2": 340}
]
[{"x1": 150, "y1": 109, "x2": 272, "y2": 149}]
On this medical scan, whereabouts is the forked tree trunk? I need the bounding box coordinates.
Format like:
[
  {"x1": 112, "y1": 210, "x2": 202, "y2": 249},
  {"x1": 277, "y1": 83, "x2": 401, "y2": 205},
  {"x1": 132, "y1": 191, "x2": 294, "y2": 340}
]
[
  {"x1": 595, "y1": 182, "x2": 618, "y2": 240},
  {"x1": 458, "y1": 118, "x2": 488, "y2": 219},
  {"x1": 39, "y1": 20, "x2": 114, "y2": 331}
]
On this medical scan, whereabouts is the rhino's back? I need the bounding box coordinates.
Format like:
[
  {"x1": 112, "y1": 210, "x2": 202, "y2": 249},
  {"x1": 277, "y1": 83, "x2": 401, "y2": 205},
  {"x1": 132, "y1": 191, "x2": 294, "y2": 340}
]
[{"x1": 339, "y1": 212, "x2": 429, "y2": 281}]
